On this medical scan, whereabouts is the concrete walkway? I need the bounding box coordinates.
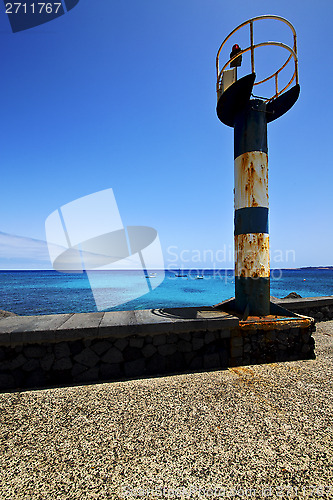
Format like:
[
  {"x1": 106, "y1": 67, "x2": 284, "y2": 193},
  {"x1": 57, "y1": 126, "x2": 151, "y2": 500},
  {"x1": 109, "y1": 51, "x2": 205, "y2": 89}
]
[{"x1": 0, "y1": 321, "x2": 332, "y2": 499}]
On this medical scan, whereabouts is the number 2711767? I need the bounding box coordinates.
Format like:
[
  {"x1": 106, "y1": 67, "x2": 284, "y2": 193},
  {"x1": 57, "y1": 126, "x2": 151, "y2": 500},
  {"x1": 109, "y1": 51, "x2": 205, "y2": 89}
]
[{"x1": 5, "y1": 3, "x2": 62, "y2": 14}]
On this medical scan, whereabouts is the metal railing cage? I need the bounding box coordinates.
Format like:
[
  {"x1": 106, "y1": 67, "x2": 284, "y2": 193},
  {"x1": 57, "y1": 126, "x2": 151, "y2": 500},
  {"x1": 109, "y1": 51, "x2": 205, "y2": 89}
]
[{"x1": 216, "y1": 15, "x2": 299, "y2": 103}]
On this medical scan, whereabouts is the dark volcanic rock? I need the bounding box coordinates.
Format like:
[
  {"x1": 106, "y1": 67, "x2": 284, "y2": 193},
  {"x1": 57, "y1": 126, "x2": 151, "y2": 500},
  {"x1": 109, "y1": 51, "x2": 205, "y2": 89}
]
[
  {"x1": 0, "y1": 310, "x2": 17, "y2": 318},
  {"x1": 283, "y1": 292, "x2": 302, "y2": 299}
]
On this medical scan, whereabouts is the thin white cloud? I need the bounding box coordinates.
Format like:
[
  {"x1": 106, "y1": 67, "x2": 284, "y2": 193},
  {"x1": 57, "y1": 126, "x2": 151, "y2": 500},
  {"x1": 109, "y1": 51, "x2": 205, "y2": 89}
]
[
  {"x1": 0, "y1": 231, "x2": 51, "y2": 260},
  {"x1": 0, "y1": 231, "x2": 64, "y2": 269}
]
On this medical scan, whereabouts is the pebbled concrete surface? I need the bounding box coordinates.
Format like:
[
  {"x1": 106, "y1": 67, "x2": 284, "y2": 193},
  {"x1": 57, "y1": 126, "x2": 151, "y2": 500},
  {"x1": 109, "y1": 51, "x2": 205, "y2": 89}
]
[{"x1": 0, "y1": 322, "x2": 332, "y2": 499}]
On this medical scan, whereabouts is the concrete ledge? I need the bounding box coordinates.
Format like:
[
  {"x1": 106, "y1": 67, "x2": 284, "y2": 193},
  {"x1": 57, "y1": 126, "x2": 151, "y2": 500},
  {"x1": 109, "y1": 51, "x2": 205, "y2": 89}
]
[
  {"x1": 0, "y1": 299, "x2": 320, "y2": 390},
  {"x1": 0, "y1": 308, "x2": 239, "y2": 346},
  {"x1": 275, "y1": 296, "x2": 333, "y2": 322},
  {"x1": 275, "y1": 295, "x2": 333, "y2": 309}
]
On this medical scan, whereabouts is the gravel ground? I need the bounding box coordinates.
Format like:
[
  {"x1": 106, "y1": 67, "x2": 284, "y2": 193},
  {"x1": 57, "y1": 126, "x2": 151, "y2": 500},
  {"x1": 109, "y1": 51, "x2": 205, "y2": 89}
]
[{"x1": 0, "y1": 322, "x2": 332, "y2": 500}]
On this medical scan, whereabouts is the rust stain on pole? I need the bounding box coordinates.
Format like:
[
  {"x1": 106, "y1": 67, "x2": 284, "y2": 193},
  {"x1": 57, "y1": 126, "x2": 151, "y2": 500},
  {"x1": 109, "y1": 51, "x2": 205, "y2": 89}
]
[
  {"x1": 234, "y1": 152, "x2": 268, "y2": 210},
  {"x1": 235, "y1": 233, "x2": 270, "y2": 278}
]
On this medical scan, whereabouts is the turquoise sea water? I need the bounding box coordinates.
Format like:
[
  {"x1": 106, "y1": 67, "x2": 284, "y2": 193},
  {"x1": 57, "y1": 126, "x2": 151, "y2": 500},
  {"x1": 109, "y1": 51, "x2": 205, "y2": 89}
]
[{"x1": 0, "y1": 269, "x2": 332, "y2": 316}]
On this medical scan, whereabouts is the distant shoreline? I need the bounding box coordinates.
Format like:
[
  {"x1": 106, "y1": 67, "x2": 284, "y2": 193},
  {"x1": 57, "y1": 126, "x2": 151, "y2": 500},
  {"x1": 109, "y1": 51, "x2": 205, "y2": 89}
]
[
  {"x1": 298, "y1": 266, "x2": 333, "y2": 270},
  {"x1": 0, "y1": 266, "x2": 332, "y2": 272}
]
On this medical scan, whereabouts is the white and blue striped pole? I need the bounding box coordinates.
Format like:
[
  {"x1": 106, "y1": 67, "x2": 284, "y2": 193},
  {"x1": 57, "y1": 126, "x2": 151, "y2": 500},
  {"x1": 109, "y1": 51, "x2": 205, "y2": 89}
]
[
  {"x1": 216, "y1": 18, "x2": 300, "y2": 316},
  {"x1": 216, "y1": 72, "x2": 300, "y2": 316},
  {"x1": 233, "y1": 98, "x2": 270, "y2": 315}
]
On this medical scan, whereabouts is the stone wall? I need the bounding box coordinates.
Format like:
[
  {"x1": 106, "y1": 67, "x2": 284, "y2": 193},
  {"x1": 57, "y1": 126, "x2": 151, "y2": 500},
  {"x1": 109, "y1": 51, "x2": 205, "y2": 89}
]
[
  {"x1": 0, "y1": 330, "x2": 231, "y2": 390},
  {"x1": 275, "y1": 296, "x2": 333, "y2": 322},
  {"x1": 0, "y1": 304, "x2": 316, "y2": 391},
  {"x1": 241, "y1": 323, "x2": 315, "y2": 366}
]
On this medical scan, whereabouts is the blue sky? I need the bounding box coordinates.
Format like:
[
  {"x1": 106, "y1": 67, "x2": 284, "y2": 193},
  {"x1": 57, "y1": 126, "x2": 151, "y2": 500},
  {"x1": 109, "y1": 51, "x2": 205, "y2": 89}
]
[{"x1": 0, "y1": 0, "x2": 332, "y2": 269}]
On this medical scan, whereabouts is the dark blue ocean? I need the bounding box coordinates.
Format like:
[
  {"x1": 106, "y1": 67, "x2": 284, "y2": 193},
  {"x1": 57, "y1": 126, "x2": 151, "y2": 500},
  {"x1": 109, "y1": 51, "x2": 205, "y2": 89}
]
[{"x1": 0, "y1": 269, "x2": 332, "y2": 316}]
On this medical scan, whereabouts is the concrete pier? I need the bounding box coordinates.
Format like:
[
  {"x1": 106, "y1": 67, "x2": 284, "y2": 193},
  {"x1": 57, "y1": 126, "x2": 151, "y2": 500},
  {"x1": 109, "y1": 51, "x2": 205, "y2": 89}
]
[{"x1": 1, "y1": 295, "x2": 331, "y2": 390}]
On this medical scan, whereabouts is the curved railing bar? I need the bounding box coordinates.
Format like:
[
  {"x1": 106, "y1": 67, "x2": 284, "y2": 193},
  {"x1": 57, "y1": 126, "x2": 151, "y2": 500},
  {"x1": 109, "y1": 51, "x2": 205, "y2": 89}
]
[
  {"x1": 217, "y1": 43, "x2": 297, "y2": 81},
  {"x1": 255, "y1": 52, "x2": 293, "y2": 86},
  {"x1": 216, "y1": 42, "x2": 298, "y2": 102},
  {"x1": 216, "y1": 14, "x2": 297, "y2": 77},
  {"x1": 216, "y1": 15, "x2": 299, "y2": 102},
  {"x1": 267, "y1": 68, "x2": 297, "y2": 101}
]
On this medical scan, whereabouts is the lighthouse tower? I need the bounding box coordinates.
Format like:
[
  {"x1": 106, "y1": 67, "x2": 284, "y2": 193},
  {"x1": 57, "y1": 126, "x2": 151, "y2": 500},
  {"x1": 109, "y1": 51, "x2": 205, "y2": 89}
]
[{"x1": 216, "y1": 15, "x2": 300, "y2": 316}]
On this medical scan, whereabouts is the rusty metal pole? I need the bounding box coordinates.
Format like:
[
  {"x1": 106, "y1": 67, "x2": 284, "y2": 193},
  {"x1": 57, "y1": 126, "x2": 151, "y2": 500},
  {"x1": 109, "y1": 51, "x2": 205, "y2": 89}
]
[
  {"x1": 216, "y1": 72, "x2": 299, "y2": 316},
  {"x1": 216, "y1": 16, "x2": 300, "y2": 317},
  {"x1": 234, "y1": 99, "x2": 270, "y2": 316}
]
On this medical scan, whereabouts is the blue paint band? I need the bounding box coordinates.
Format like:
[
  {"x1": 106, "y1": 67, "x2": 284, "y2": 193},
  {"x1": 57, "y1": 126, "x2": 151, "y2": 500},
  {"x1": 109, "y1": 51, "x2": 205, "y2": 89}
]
[
  {"x1": 235, "y1": 276, "x2": 270, "y2": 315},
  {"x1": 234, "y1": 207, "x2": 269, "y2": 235},
  {"x1": 234, "y1": 99, "x2": 267, "y2": 159}
]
